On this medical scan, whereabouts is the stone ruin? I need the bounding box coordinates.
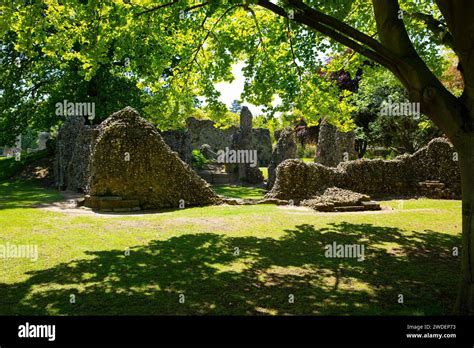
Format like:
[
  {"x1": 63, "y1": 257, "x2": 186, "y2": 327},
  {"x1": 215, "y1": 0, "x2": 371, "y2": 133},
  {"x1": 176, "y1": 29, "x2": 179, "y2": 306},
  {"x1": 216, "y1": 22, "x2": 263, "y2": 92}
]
[
  {"x1": 52, "y1": 107, "x2": 460, "y2": 213},
  {"x1": 193, "y1": 107, "x2": 264, "y2": 185},
  {"x1": 315, "y1": 118, "x2": 357, "y2": 166},
  {"x1": 117, "y1": 106, "x2": 273, "y2": 173},
  {"x1": 26, "y1": 132, "x2": 51, "y2": 153},
  {"x1": 301, "y1": 187, "x2": 381, "y2": 212},
  {"x1": 67, "y1": 126, "x2": 98, "y2": 192},
  {"x1": 186, "y1": 117, "x2": 235, "y2": 153},
  {"x1": 54, "y1": 105, "x2": 271, "y2": 192},
  {"x1": 186, "y1": 113, "x2": 272, "y2": 166},
  {"x1": 228, "y1": 106, "x2": 264, "y2": 184},
  {"x1": 267, "y1": 127, "x2": 298, "y2": 189},
  {"x1": 85, "y1": 107, "x2": 219, "y2": 210},
  {"x1": 54, "y1": 116, "x2": 96, "y2": 192},
  {"x1": 200, "y1": 144, "x2": 216, "y2": 160},
  {"x1": 266, "y1": 118, "x2": 357, "y2": 190},
  {"x1": 54, "y1": 107, "x2": 220, "y2": 211},
  {"x1": 266, "y1": 137, "x2": 461, "y2": 202}
]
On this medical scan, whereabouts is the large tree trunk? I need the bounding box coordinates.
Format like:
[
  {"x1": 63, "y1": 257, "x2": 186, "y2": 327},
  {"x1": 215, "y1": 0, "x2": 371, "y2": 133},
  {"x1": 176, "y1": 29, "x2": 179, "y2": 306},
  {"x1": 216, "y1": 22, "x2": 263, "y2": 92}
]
[{"x1": 454, "y1": 138, "x2": 474, "y2": 314}]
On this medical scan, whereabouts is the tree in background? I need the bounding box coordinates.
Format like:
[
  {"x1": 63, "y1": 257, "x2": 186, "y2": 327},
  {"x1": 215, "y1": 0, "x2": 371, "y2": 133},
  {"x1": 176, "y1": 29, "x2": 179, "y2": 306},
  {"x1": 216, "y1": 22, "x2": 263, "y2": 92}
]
[
  {"x1": 229, "y1": 99, "x2": 242, "y2": 114},
  {"x1": 0, "y1": 31, "x2": 144, "y2": 146},
  {"x1": 353, "y1": 68, "x2": 442, "y2": 156}
]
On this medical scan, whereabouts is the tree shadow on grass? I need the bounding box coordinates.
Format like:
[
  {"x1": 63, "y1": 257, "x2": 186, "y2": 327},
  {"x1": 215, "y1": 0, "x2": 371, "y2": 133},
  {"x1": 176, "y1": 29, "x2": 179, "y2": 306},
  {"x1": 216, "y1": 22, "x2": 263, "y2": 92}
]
[
  {"x1": 0, "y1": 222, "x2": 460, "y2": 315},
  {"x1": 0, "y1": 180, "x2": 62, "y2": 210}
]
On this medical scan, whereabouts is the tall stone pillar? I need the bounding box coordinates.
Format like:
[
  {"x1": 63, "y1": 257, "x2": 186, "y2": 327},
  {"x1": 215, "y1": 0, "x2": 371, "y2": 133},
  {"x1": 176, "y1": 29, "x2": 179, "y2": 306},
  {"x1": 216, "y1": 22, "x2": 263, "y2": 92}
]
[
  {"x1": 267, "y1": 127, "x2": 297, "y2": 189},
  {"x1": 315, "y1": 118, "x2": 357, "y2": 167},
  {"x1": 230, "y1": 106, "x2": 263, "y2": 184}
]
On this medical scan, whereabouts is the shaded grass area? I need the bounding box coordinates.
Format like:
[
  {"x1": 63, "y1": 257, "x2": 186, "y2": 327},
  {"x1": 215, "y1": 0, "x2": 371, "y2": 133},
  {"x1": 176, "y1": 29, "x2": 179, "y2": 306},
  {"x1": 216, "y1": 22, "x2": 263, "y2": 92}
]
[
  {"x1": 213, "y1": 184, "x2": 267, "y2": 199},
  {"x1": 0, "y1": 180, "x2": 462, "y2": 315},
  {"x1": 0, "y1": 180, "x2": 62, "y2": 209}
]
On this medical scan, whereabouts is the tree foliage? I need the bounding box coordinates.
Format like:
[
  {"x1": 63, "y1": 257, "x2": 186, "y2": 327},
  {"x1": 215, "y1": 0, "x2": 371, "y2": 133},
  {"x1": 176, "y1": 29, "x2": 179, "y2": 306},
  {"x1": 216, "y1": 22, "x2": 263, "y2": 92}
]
[{"x1": 3, "y1": 0, "x2": 449, "y2": 141}]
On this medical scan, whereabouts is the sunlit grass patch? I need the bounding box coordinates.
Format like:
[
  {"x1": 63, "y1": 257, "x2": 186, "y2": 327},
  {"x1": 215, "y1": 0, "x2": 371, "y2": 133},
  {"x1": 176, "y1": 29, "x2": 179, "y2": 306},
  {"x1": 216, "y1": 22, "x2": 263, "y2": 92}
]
[{"x1": 212, "y1": 184, "x2": 266, "y2": 199}]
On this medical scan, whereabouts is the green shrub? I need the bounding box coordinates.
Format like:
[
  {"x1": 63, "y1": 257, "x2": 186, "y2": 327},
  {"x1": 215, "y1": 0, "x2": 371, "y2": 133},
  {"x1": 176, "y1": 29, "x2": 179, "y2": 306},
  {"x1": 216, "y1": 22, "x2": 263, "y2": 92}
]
[{"x1": 191, "y1": 149, "x2": 208, "y2": 170}]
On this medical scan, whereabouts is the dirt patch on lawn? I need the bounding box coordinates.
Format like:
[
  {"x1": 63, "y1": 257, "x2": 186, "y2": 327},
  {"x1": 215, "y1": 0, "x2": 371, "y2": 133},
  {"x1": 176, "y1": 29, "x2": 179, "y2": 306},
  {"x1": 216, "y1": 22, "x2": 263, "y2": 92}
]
[
  {"x1": 165, "y1": 217, "x2": 238, "y2": 232},
  {"x1": 277, "y1": 205, "x2": 445, "y2": 216}
]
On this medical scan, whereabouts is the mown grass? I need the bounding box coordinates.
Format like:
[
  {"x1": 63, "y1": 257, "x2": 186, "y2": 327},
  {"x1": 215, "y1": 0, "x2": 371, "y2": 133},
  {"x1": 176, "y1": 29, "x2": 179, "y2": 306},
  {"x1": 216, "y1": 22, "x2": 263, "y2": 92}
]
[
  {"x1": 0, "y1": 180, "x2": 62, "y2": 209},
  {"x1": 0, "y1": 180, "x2": 462, "y2": 315}
]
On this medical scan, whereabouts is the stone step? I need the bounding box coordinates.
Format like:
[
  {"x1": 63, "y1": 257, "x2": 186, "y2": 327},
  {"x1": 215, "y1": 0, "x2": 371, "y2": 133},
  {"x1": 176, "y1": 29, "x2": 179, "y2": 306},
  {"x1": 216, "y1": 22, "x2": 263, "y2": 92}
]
[
  {"x1": 361, "y1": 201, "x2": 382, "y2": 210},
  {"x1": 104, "y1": 206, "x2": 142, "y2": 213},
  {"x1": 97, "y1": 199, "x2": 140, "y2": 210},
  {"x1": 204, "y1": 164, "x2": 225, "y2": 171},
  {"x1": 84, "y1": 196, "x2": 123, "y2": 208},
  {"x1": 84, "y1": 195, "x2": 141, "y2": 211},
  {"x1": 96, "y1": 196, "x2": 123, "y2": 200},
  {"x1": 198, "y1": 171, "x2": 237, "y2": 184},
  {"x1": 213, "y1": 175, "x2": 234, "y2": 184},
  {"x1": 203, "y1": 172, "x2": 231, "y2": 178}
]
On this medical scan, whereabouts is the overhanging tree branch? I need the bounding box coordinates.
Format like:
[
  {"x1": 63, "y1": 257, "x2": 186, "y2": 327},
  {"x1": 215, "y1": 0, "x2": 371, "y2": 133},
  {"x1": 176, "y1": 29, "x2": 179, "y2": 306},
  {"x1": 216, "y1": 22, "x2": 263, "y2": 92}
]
[
  {"x1": 372, "y1": 0, "x2": 463, "y2": 138},
  {"x1": 135, "y1": 0, "x2": 209, "y2": 17},
  {"x1": 405, "y1": 11, "x2": 456, "y2": 52},
  {"x1": 256, "y1": 0, "x2": 405, "y2": 84},
  {"x1": 178, "y1": 5, "x2": 245, "y2": 80},
  {"x1": 286, "y1": 17, "x2": 302, "y2": 85},
  {"x1": 286, "y1": 0, "x2": 401, "y2": 64},
  {"x1": 258, "y1": 0, "x2": 462, "y2": 138}
]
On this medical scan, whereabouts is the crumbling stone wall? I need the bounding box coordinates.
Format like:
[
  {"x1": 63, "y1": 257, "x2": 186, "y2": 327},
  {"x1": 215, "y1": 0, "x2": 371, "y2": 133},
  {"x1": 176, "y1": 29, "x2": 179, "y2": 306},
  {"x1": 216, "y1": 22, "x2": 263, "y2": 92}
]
[
  {"x1": 229, "y1": 107, "x2": 264, "y2": 184},
  {"x1": 88, "y1": 107, "x2": 219, "y2": 209},
  {"x1": 251, "y1": 128, "x2": 272, "y2": 166},
  {"x1": 54, "y1": 116, "x2": 97, "y2": 192},
  {"x1": 267, "y1": 127, "x2": 298, "y2": 189},
  {"x1": 185, "y1": 116, "x2": 272, "y2": 166},
  {"x1": 54, "y1": 116, "x2": 88, "y2": 190},
  {"x1": 160, "y1": 129, "x2": 193, "y2": 165},
  {"x1": 67, "y1": 127, "x2": 98, "y2": 192},
  {"x1": 267, "y1": 137, "x2": 461, "y2": 200},
  {"x1": 186, "y1": 117, "x2": 237, "y2": 152},
  {"x1": 315, "y1": 118, "x2": 357, "y2": 167}
]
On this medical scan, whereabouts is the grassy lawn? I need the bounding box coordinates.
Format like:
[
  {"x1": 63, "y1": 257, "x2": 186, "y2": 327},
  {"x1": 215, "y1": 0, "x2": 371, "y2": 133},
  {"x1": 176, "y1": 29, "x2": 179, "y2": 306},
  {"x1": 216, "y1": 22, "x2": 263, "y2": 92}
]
[
  {"x1": 0, "y1": 180, "x2": 462, "y2": 315},
  {"x1": 213, "y1": 184, "x2": 266, "y2": 199}
]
